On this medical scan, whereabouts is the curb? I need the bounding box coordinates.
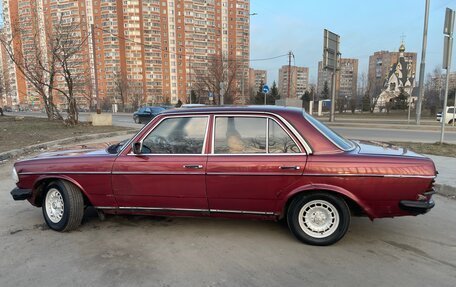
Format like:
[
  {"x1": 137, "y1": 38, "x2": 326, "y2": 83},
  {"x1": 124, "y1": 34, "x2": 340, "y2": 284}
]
[
  {"x1": 436, "y1": 184, "x2": 456, "y2": 200},
  {"x1": 0, "y1": 130, "x2": 136, "y2": 162}
]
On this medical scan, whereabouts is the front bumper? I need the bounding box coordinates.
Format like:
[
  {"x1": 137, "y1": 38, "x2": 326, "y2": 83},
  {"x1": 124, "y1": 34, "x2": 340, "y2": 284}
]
[
  {"x1": 10, "y1": 187, "x2": 32, "y2": 201},
  {"x1": 399, "y1": 199, "x2": 435, "y2": 215}
]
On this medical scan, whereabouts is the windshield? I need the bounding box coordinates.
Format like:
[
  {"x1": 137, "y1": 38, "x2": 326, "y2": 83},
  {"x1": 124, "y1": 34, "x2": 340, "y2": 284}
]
[{"x1": 303, "y1": 112, "x2": 355, "y2": 151}]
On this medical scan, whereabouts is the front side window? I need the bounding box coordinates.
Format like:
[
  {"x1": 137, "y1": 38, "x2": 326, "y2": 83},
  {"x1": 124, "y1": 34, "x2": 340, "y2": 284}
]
[
  {"x1": 214, "y1": 117, "x2": 266, "y2": 154},
  {"x1": 142, "y1": 117, "x2": 208, "y2": 154}
]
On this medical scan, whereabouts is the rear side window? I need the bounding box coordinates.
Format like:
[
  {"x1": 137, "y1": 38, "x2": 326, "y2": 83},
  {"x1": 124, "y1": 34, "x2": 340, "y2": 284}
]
[
  {"x1": 213, "y1": 116, "x2": 302, "y2": 154},
  {"x1": 214, "y1": 117, "x2": 266, "y2": 154},
  {"x1": 142, "y1": 117, "x2": 208, "y2": 154},
  {"x1": 268, "y1": 119, "x2": 300, "y2": 153}
]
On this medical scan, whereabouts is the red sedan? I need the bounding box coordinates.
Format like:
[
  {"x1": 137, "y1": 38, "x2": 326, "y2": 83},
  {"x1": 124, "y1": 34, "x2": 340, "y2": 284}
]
[{"x1": 10, "y1": 106, "x2": 436, "y2": 245}]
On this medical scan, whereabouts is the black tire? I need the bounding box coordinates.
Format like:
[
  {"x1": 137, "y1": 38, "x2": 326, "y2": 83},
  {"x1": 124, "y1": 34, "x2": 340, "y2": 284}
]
[
  {"x1": 287, "y1": 192, "x2": 350, "y2": 246},
  {"x1": 42, "y1": 180, "x2": 84, "y2": 232},
  {"x1": 134, "y1": 117, "x2": 141, "y2": 124}
]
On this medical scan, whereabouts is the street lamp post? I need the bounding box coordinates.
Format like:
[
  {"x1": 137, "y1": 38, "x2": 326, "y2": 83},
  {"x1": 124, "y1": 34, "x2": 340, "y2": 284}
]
[{"x1": 416, "y1": 0, "x2": 430, "y2": 125}]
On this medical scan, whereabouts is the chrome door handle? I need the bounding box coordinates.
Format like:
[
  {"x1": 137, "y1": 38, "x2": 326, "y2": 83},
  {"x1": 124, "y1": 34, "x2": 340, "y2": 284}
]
[
  {"x1": 183, "y1": 164, "x2": 203, "y2": 169},
  {"x1": 279, "y1": 166, "x2": 301, "y2": 170}
]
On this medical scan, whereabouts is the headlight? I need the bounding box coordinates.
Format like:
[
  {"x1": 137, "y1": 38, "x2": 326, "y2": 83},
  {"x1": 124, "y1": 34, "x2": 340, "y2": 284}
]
[{"x1": 12, "y1": 167, "x2": 19, "y2": 183}]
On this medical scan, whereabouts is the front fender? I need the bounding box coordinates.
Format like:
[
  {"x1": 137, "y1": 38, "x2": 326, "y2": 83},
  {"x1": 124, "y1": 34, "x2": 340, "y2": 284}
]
[{"x1": 30, "y1": 175, "x2": 92, "y2": 207}]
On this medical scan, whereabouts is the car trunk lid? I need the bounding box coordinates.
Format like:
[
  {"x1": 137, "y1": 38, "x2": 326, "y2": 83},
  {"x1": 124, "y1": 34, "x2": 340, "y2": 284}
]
[{"x1": 354, "y1": 140, "x2": 425, "y2": 158}]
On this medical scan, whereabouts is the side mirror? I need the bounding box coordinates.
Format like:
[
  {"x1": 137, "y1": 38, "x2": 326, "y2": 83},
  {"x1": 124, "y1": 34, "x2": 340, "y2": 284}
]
[{"x1": 132, "y1": 142, "x2": 142, "y2": 154}]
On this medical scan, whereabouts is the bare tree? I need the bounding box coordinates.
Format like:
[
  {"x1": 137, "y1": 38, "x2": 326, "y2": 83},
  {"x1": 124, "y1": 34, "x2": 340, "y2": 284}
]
[
  {"x1": 424, "y1": 67, "x2": 443, "y2": 116},
  {"x1": 367, "y1": 80, "x2": 382, "y2": 113},
  {"x1": 0, "y1": 71, "x2": 4, "y2": 108},
  {"x1": 78, "y1": 74, "x2": 95, "y2": 111},
  {"x1": 0, "y1": 12, "x2": 62, "y2": 120},
  {"x1": 111, "y1": 70, "x2": 129, "y2": 112},
  {"x1": 129, "y1": 82, "x2": 144, "y2": 111},
  {"x1": 50, "y1": 15, "x2": 91, "y2": 125},
  {"x1": 193, "y1": 55, "x2": 239, "y2": 105}
]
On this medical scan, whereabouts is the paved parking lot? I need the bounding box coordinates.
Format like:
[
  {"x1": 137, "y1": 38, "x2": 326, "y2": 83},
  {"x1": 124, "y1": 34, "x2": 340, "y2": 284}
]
[{"x1": 1, "y1": 160, "x2": 455, "y2": 287}]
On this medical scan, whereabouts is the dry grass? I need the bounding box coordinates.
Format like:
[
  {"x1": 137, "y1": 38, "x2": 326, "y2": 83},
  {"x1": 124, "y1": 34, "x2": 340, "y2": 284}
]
[
  {"x1": 0, "y1": 115, "x2": 131, "y2": 153},
  {"x1": 391, "y1": 141, "x2": 456, "y2": 158}
]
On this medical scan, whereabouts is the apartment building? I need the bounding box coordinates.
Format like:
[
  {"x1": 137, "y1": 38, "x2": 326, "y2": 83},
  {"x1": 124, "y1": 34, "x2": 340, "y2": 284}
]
[
  {"x1": 248, "y1": 68, "x2": 267, "y2": 90},
  {"x1": 278, "y1": 65, "x2": 309, "y2": 98},
  {"x1": 1, "y1": 0, "x2": 250, "y2": 108},
  {"x1": 337, "y1": 58, "x2": 358, "y2": 99}
]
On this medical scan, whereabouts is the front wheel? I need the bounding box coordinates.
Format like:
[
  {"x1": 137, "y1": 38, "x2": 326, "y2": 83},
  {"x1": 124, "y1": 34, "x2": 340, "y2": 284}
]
[
  {"x1": 42, "y1": 180, "x2": 84, "y2": 231},
  {"x1": 287, "y1": 192, "x2": 350, "y2": 246}
]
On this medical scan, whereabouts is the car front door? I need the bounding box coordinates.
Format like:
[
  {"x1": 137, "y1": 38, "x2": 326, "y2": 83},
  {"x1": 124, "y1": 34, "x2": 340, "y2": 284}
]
[
  {"x1": 206, "y1": 115, "x2": 307, "y2": 215},
  {"x1": 112, "y1": 115, "x2": 210, "y2": 212}
]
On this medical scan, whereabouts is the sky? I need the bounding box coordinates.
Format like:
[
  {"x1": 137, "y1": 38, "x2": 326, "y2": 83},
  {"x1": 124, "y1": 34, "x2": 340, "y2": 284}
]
[
  {"x1": 0, "y1": 1, "x2": 454, "y2": 88},
  {"x1": 250, "y1": 0, "x2": 456, "y2": 86}
]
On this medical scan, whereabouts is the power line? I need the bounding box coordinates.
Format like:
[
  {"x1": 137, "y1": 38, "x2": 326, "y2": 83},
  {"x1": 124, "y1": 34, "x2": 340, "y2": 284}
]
[{"x1": 93, "y1": 25, "x2": 288, "y2": 63}]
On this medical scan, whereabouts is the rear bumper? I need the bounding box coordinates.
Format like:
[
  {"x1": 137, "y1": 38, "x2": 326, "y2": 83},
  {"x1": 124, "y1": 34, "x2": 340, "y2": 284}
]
[
  {"x1": 11, "y1": 187, "x2": 32, "y2": 201},
  {"x1": 399, "y1": 199, "x2": 435, "y2": 215}
]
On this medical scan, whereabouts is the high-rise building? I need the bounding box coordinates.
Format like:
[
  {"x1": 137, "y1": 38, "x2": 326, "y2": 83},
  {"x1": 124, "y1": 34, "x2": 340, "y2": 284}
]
[
  {"x1": 1, "y1": 0, "x2": 251, "y2": 109},
  {"x1": 278, "y1": 65, "x2": 309, "y2": 98},
  {"x1": 368, "y1": 45, "x2": 417, "y2": 97},
  {"x1": 317, "y1": 59, "x2": 358, "y2": 100},
  {"x1": 248, "y1": 68, "x2": 267, "y2": 91},
  {"x1": 337, "y1": 58, "x2": 358, "y2": 100}
]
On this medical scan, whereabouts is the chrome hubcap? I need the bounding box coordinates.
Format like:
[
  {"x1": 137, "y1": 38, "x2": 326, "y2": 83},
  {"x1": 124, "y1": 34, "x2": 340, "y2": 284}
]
[
  {"x1": 298, "y1": 200, "x2": 339, "y2": 238},
  {"x1": 45, "y1": 188, "x2": 64, "y2": 223}
]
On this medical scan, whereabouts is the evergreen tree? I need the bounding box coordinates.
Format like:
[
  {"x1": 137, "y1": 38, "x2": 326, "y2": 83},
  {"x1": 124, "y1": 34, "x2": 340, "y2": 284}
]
[
  {"x1": 190, "y1": 90, "x2": 198, "y2": 104},
  {"x1": 322, "y1": 81, "x2": 330, "y2": 99},
  {"x1": 254, "y1": 81, "x2": 265, "y2": 104},
  {"x1": 266, "y1": 81, "x2": 280, "y2": 104},
  {"x1": 393, "y1": 88, "x2": 408, "y2": 110},
  {"x1": 175, "y1": 99, "x2": 183, "y2": 108},
  {"x1": 362, "y1": 93, "x2": 370, "y2": 112},
  {"x1": 301, "y1": 90, "x2": 311, "y2": 108}
]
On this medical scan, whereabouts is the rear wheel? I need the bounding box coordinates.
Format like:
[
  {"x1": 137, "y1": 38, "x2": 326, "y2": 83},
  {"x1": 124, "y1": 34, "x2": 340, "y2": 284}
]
[
  {"x1": 42, "y1": 180, "x2": 84, "y2": 231},
  {"x1": 287, "y1": 192, "x2": 350, "y2": 246}
]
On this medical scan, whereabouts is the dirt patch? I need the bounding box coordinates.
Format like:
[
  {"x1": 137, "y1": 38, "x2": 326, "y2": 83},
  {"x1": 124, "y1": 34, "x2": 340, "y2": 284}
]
[
  {"x1": 0, "y1": 115, "x2": 131, "y2": 153},
  {"x1": 391, "y1": 141, "x2": 456, "y2": 158}
]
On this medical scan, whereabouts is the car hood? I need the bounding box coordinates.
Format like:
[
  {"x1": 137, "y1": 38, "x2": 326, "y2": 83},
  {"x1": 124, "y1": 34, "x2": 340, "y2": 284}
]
[
  {"x1": 354, "y1": 140, "x2": 425, "y2": 158},
  {"x1": 34, "y1": 148, "x2": 110, "y2": 159}
]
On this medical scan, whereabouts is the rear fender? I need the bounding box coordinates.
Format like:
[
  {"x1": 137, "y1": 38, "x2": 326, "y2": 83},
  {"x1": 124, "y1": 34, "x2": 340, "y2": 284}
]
[{"x1": 279, "y1": 183, "x2": 376, "y2": 219}]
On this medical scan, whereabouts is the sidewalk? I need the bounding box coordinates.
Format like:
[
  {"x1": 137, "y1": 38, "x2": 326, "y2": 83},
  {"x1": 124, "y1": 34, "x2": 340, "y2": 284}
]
[{"x1": 426, "y1": 155, "x2": 456, "y2": 198}]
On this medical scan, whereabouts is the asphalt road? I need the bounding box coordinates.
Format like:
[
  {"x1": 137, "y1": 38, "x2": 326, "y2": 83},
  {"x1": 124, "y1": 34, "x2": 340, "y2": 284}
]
[
  {"x1": 7, "y1": 111, "x2": 456, "y2": 143},
  {"x1": 0, "y1": 160, "x2": 455, "y2": 287}
]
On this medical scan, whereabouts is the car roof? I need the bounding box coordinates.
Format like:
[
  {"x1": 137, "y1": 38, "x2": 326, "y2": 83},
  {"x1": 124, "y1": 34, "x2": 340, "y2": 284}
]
[{"x1": 161, "y1": 105, "x2": 304, "y2": 116}]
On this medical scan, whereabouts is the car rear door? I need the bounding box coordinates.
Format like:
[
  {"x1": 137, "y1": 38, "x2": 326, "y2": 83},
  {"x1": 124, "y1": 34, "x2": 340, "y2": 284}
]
[{"x1": 206, "y1": 115, "x2": 307, "y2": 215}]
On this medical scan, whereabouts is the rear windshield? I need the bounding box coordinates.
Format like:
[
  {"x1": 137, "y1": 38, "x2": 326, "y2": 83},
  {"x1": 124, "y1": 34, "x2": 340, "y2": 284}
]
[{"x1": 303, "y1": 113, "x2": 355, "y2": 151}]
